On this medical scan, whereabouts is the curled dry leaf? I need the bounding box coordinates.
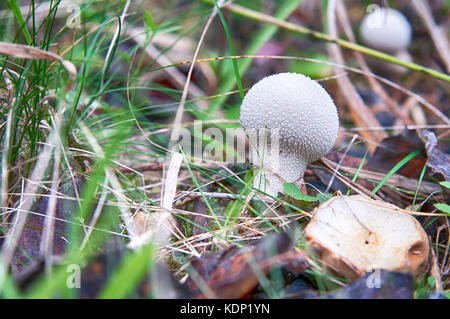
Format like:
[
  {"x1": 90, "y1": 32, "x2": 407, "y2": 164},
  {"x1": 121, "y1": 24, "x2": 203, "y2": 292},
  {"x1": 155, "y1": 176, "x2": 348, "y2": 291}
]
[
  {"x1": 420, "y1": 130, "x2": 450, "y2": 181},
  {"x1": 185, "y1": 229, "x2": 308, "y2": 299},
  {"x1": 305, "y1": 195, "x2": 429, "y2": 280},
  {"x1": 0, "y1": 42, "x2": 76, "y2": 81},
  {"x1": 366, "y1": 131, "x2": 427, "y2": 179},
  {"x1": 367, "y1": 130, "x2": 449, "y2": 182}
]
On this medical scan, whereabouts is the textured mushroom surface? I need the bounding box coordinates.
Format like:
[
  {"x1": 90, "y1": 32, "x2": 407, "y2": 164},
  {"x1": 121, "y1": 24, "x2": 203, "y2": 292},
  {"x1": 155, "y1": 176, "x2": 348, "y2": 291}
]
[
  {"x1": 240, "y1": 73, "x2": 339, "y2": 195},
  {"x1": 360, "y1": 7, "x2": 412, "y2": 53},
  {"x1": 305, "y1": 195, "x2": 429, "y2": 280}
]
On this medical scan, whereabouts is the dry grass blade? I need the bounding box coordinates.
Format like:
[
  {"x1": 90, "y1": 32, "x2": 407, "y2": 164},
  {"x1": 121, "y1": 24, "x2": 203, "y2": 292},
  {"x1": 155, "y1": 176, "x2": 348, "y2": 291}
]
[
  {"x1": 335, "y1": 0, "x2": 412, "y2": 126},
  {"x1": 0, "y1": 70, "x2": 16, "y2": 224},
  {"x1": 319, "y1": 158, "x2": 380, "y2": 199},
  {"x1": 39, "y1": 110, "x2": 63, "y2": 273},
  {"x1": 0, "y1": 108, "x2": 12, "y2": 221},
  {"x1": 0, "y1": 42, "x2": 76, "y2": 80},
  {"x1": 168, "y1": 0, "x2": 224, "y2": 145},
  {"x1": 429, "y1": 244, "x2": 443, "y2": 292},
  {"x1": 321, "y1": 157, "x2": 441, "y2": 194},
  {"x1": 79, "y1": 178, "x2": 108, "y2": 251},
  {"x1": 0, "y1": 132, "x2": 54, "y2": 288},
  {"x1": 412, "y1": 0, "x2": 450, "y2": 73},
  {"x1": 79, "y1": 122, "x2": 137, "y2": 238},
  {"x1": 127, "y1": 28, "x2": 208, "y2": 110},
  {"x1": 159, "y1": 55, "x2": 450, "y2": 125},
  {"x1": 162, "y1": 153, "x2": 183, "y2": 211},
  {"x1": 327, "y1": 0, "x2": 387, "y2": 151},
  {"x1": 127, "y1": 153, "x2": 185, "y2": 250},
  {"x1": 0, "y1": 1, "x2": 78, "y2": 22}
]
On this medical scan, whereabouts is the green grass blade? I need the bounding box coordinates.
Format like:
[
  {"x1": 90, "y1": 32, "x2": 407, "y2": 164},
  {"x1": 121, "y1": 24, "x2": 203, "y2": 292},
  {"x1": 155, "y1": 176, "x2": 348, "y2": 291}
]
[
  {"x1": 284, "y1": 183, "x2": 321, "y2": 202},
  {"x1": 207, "y1": 0, "x2": 303, "y2": 114},
  {"x1": 346, "y1": 148, "x2": 369, "y2": 195},
  {"x1": 372, "y1": 149, "x2": 422, "y2": 195},
  {"x1": 435, "y1": 203, "x2": 450, "y2": 214},
  {"x1": 144, "y1": 10, "x2": 157, "y2": 33},
  {"x1": 214, "y1": 0, "x2": 244, "y2": 101},
  {"x1": 411, "y1": 161, "x2": 428, "y2": 210},
  {"x1": 182, "y1": 155, "x2": 223, "y2": 229},
  {"x1": 99, "y1": 244, "x2": 154, "y2": 298},
  {"x1": 219, "y1": 1, "x2": 450, "y2": 83},
  {"x1": 7, "y1": 0, "x2": 32, "y2": 44}
]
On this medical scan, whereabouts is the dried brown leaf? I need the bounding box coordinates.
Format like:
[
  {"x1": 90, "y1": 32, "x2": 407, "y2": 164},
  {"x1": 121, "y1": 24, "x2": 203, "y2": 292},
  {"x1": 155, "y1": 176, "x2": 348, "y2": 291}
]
[{"x1": 185, "y1": 230, "x2": 307, "y2": 299}]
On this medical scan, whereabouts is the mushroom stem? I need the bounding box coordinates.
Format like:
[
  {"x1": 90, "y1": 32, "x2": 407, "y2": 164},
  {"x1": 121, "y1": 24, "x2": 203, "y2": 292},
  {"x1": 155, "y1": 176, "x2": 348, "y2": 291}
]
[{"x1": 252, "y1": 144, "x2": 308, "y2": 196}]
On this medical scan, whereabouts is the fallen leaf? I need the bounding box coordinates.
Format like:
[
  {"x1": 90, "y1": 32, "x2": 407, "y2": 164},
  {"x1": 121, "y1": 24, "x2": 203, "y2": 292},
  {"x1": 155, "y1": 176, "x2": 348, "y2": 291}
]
[
  {"x1": 324, "y1": 151, "x2": 366, "y2": 169},
  {"x1": 184, "y1": 228, "x2": 308, "y2": 299},
  {"x1": 366, "y1": 131, "x2": 427, "y2": 179},
  {"x1": 282, "y1": 277, "x2": 320, "y2": 299},
  {"x1": 366, "y1": 130, "x2": 450, "y2": 183},
  {"x1": 420, "y1": 130, "x2": 450, "y2": 181},
  {"x1": 12, "y1": 179, "x2": 80, "y2": 274}
]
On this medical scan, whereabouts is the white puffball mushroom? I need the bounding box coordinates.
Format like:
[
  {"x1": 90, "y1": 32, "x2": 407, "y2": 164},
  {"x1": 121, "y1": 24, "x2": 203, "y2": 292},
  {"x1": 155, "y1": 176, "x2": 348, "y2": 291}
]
[
  {"x1": 360, "y1": 7, "x2": 412, "y2": 54},
  {"x1": 360, "y1": 8, "x2": 413, "y2": 74},
  {"x1": 240, "y1": 73, "x2": 339, "y2": 196}
]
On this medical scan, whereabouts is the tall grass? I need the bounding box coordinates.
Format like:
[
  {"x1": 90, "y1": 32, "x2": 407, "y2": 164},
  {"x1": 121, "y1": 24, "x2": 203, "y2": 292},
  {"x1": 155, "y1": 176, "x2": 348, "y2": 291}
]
[{"x1": 0, "y1": 0, "x2": 447, "y2": 298}]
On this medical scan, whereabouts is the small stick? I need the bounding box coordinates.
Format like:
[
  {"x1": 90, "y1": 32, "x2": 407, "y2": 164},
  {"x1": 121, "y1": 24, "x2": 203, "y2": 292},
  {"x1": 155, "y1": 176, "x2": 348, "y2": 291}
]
[{"x1": 213, "y1": 1, "x2": 450, "y2": 82}]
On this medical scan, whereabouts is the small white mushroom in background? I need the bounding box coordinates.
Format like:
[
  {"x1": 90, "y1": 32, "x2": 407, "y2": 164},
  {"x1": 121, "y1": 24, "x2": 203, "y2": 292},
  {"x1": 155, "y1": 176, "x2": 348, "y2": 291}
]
[
  {"x1": 305, "y1": 195, "x2": 430, "y2": 280},
  {"x1": 240, "y1": 73, "x2": 339, "y2": 196},
  {"x1": 360, "y1": 7, "x2": 413, "y2": 73}
]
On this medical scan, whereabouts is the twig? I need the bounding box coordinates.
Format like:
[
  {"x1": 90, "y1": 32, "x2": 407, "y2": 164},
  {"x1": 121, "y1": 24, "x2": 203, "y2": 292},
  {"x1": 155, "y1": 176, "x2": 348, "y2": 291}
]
[
  {"x1": 128, "y1": 28, "x2": 208, "y2": 109},
  {"x1": 342, "y1": 124, "x2": 450, "y2": 132},
  {"x1": 169, "y1": 2, "x2": 223, "y2": 145},
  {"x1": 321, "y1": 158, "x2": 441, "y2": 194},
  {"x1": 325, "y1": 134, "x2": 358, "y2": 193},
  {"x1": 412, "y1": 0, "x2": 450, "y2": 73},
  {"x1": 179, "y1": 191, "x2": 248, "y2": 201},
  {"x1": 156, "y1": 55, "x2": 450, "y2": 125},
  {"x1": 213, "y1": 1, "x2": 450, "y2": 82},
  {"x1": 327, "y1": 0, "x2": 387, "y2": 149},
  {"x1": 335, "y1": 0, "x2": 413, "y2": 126},
  {"x1": 40, "y1": 109, "x2": 63, "y2": 274},
  {"x1": 319, "y1": 158, "x2": 379, "y2": 200}
]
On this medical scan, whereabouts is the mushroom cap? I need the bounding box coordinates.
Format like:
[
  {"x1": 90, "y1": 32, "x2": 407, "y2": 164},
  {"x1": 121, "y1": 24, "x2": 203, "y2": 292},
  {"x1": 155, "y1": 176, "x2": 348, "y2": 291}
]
[
  {"x1": 305, "y1": 195, "x2": 429, "y2": 280},
  {"x1": 240, "y1": 73, "x2": 339, "y2": 165},
  {"x1": 360, "y1": 7, "x2": 412, "y2": 53}
]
